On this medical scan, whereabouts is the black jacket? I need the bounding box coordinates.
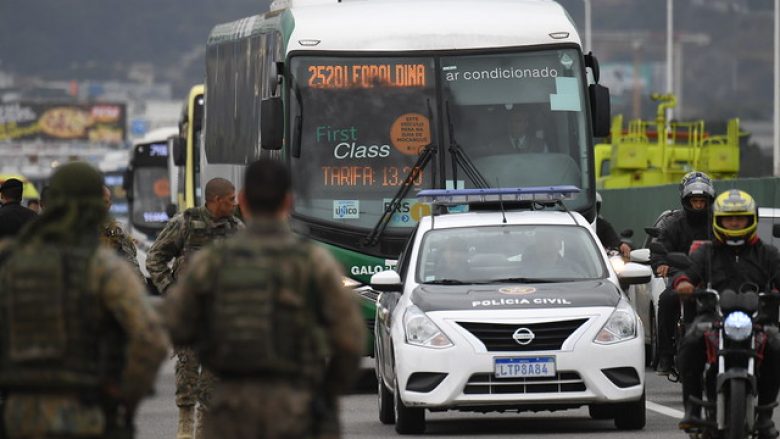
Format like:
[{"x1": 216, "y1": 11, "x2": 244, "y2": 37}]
[
  {"x1": 596, "y1": 216, "x2": 621, "y2": 250},
  {"x1": 651, "y1": 210, "x2": 710, "y2": 273},
  {"x1": 673, "y1": 238, "x2": 780, "y2": 293},
  {"x1": 0, "y1": 202, "x2": 37, "y2": 238}
]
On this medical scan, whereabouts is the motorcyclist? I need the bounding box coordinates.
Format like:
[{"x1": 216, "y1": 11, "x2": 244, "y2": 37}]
[
  {"x1": 674, "y1": 189, "x2": 780, "y2": 438},
  {"x1": 653, "y1": 171, "x2": 715, "y2": 375},
  {"x1": 595, "y1": 192, "x2": 631, "y2": 258}
]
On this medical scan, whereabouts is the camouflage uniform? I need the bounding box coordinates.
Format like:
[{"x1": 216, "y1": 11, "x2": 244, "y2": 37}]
[
  {"x1": 164, "y1": 219, "x2": 366, "y2": 439},
  {"x1": 101, "y1": 217, "x2": 143, "y2": 280},
  {"x1": 0, "y1": 160, "x2": 169, "y2": 439},
  {"x1": 145, "y1": 206, "x2": 242, "y2": 412}
]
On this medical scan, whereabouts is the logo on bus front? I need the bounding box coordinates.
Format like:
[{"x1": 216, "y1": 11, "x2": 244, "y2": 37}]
[{"x1": 333, "y1": 200, "x2": 360, "y2": 219}]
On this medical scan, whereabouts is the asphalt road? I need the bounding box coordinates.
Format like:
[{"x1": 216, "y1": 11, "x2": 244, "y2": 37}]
[{"x1": 135, "y1": 359, "x2": 706, "y2": 439}]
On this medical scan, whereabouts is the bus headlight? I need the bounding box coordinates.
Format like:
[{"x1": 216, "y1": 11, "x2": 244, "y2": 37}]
[{"x1": 724, "y1": 311, "x2": 752, "y2": 341}]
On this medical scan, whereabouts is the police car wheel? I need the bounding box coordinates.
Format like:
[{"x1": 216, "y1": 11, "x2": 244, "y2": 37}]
[
  {"x1": 613, "y1": 390, "x2": 646, "y2": 430},
  {"x1": 588, "y1": 404, "x2": 615, "y2": 419},
  {"x1": 378, "y1": 376, "x2": 395, "y2": 424},
  {"x1": 394, "y1": 379, "x2": 425, "y2": 434}
]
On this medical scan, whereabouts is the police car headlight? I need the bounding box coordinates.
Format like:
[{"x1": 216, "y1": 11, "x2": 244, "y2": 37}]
[
  {"x1": 594, "y1": 300, "x2": 637, "y2": 344},
  {"x1": 724, "y1": 311, "x2": 752, "y2": 342},
  {"x1": 404, "y1": 306, "x2": 453, "y2": 349}
]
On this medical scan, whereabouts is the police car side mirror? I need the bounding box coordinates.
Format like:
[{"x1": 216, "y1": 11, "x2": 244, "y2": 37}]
[
  {"x1": 617, "y1": 262, "x2": 652, "y2": 285},
  {"x1": 773, "y1": 223, "x2": 780, "y2": 238},
  {"x1": 370, "y1": 270, "x2": 403, "y2": 293},
  {"x1": 629, "y1": 248, "x2": 650, "y2": 264}
]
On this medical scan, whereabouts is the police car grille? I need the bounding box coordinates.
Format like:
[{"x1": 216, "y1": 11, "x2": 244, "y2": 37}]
[
  {"x1": 464, "y1": 371, "x2": 586, "y2": 394},
  {"x1": 456, "y1": 319, "x2": 588, "y2": 352}
]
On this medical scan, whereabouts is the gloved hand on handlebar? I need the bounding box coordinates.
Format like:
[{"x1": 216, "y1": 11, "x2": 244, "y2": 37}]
[{"x1": 675, "y1": 280, "x2": 695, "y2": 296}]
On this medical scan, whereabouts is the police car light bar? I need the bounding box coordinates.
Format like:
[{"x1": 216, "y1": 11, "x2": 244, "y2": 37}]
[{"x1": 416, "y1": 185, "x2": 581, "y2": 204}]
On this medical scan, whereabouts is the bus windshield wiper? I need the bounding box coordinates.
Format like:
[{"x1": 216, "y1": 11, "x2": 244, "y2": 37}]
[
  {"x1": 364, "y1": 99, "x2": 437, "y2": 248},
  {"x1": 363, "y1": 142, "x2": 436, "y2": 247},
  {"x1": 445, "y1": 100, "x2": 489, "y2": 189}
]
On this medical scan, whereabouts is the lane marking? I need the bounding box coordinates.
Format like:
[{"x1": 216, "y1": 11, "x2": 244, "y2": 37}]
[{"x1": 647, "y1": 400, "x2": 684, "y2": 419}]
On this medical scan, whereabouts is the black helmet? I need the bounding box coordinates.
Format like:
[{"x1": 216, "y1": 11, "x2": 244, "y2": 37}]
[{"x1": 679, "y1": 171, "x2": 715, "y2": 221}]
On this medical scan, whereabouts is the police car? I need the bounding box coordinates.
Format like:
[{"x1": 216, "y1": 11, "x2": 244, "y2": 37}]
[{"x1": 371, "y1": 187, "x2": 652, "y2": 434}]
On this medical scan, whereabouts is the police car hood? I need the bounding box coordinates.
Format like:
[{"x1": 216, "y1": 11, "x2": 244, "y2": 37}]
[{"x1": 411, "y1": 280, "x2": 621, "y2": 312}]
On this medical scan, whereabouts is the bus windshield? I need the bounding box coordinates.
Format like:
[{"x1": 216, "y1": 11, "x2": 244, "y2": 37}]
[
  {"x1": 289, "y1": 48, "x2": 591, "y2": 230},
  {"x1": 132, "y1": 167, "x2": 170, "y2": 231}
]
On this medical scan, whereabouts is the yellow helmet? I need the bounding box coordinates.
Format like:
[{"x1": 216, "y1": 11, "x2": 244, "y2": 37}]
[{"x1": 712, "y1": 189, "x2": 758, "y2": 245}]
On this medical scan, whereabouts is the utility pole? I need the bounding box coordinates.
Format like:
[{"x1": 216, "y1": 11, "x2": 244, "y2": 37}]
[
  {"x1": 775, "y1": 0, "x2": 780, "y2": 176},
  {"x1": 666, "y1": 0, "x2": 674, "y2": 121},
  {"x1": 583, "y1": 0, "x2": 592, "y2": 53}
]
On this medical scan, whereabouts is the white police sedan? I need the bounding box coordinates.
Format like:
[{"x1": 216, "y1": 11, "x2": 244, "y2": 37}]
[{"x1": 372, "y1": 187, "x2": 652, "y2": 434}]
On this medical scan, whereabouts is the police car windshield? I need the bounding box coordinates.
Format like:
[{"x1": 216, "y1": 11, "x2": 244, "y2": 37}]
[{"x1": 417, "y1": 225, "x2": 606, "y2": 284}]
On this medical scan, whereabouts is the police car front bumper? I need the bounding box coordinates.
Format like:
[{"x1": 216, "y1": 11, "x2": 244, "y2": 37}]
[{"x1": 392, "y1": 307, "x2": 644, "y2": 410}]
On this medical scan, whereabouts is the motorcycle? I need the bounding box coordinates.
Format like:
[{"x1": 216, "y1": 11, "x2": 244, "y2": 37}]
[{"x1": 665, "y1": 251, "x2": 780, "y2": 439}]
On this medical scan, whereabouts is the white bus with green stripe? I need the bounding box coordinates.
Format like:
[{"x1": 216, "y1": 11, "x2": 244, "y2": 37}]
[{"x1": 202, "y1": 0, "x2": 610, "y2": 354}]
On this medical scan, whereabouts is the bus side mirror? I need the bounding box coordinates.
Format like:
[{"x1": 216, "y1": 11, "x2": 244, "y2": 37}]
[
  {"x1": 261, "y1": 97, "x2": 283, "y2": 150},
  {"x1": 123, "y1": 168, "x2": 134, "y2": 201},
  {"x1": 165, "y1": 203, "x2": 178, "y2": 219},
  {"x1": 589, "y1": 83, "x2": 611, "y2": 138},
  {"x1": 172, "y1": 137, "x2": 186, "y2": 167}
]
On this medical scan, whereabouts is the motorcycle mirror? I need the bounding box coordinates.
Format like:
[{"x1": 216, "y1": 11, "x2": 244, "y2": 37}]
[
  {"x1": 665, "y1": 252, "x2": 692, "y2": 269},
  {"x1": 648, "y1": 241, "x2": 667, "y2": 255},
  {"x1": 644, "y1": 227, "x2": 661, "y2": 238}
]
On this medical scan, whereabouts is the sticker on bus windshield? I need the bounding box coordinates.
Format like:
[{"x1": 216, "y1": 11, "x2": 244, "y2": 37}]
[
  {"x1": 549, "y1": 77, "x2": 581, "y2": 112},
  {"x1": 382, "y1": 198, "x2": 431, "y2": 227},
  {"x1": 333, "y1": 200, "x2": 360, "y2": 219},
  {"x1": 390, "y1": 113, "x2": 431, "y2": 156}
]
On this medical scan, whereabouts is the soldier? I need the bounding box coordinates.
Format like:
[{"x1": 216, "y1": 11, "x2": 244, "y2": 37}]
[
  {"x1": 0, "y1": 162, "x2": 169, "y2": 439},
  {"x1": 146, "y1": 177, "x2": 243, "y2": 439},
  {"x1": 101, "y1": 185, "x2": 143, "y2": 279},
  {"x1": 164, "y1": 159, "x2": 365, "y2": 439}
]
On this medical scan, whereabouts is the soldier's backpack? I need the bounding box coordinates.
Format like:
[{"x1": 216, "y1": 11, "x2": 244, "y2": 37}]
[
  {"x1": 199, "y1": 236, "x2": 330, "y2": 380},
  {"x1": 0, "y1": 243, "x2": 123, "y2": 391}
]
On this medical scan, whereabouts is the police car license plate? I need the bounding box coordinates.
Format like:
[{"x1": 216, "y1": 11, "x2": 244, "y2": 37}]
[{"x1": 494, "y1": 356, "x2": 556, "y2": 378}]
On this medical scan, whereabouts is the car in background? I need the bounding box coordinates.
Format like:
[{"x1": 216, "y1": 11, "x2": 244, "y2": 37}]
[
  {"x1": 372, "y1": 188, "x2": 652, "y2": 434},
  {"x1": 627, "y1": 207, "x2": 780, "y2": 369}
]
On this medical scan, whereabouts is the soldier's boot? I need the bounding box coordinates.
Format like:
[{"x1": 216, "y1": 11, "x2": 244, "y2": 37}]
[
  {"x1": 194, "y1": 404, "x2": 207, "y2": 439},
  {"x1": 176, "y1": 405, "x2": 195, "y2": 439}
]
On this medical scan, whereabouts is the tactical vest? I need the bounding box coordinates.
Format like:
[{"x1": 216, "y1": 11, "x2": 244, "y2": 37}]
[
  {"x1": 173, "y1": 208, "x2": 238, "y2": 277},
  {"x1": 199, "y1": 235, "x2": 330, "y2": 381},
  {"x1": 0, "y1": 244, "x2": 124, "y2": 392}
]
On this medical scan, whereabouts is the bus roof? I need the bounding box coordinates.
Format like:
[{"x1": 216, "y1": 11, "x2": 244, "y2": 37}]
[{"x1": 209, "y1": 0, "x2": 580, "y2": 52}]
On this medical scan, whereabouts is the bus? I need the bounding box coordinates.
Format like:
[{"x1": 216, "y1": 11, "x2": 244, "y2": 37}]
[
  {"x1": 202, "y1": 0, "x2": 610, "y2": 352},
  {"x1": 170, "y1": 84, "x2": 205, "y2": 212},
  {"x1": 125, "y1": 128, "x2": 177, "y2": 243}
]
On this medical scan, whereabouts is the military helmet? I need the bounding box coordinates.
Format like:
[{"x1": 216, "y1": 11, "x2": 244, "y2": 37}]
[
  {"x1": 679, "y1": 171, "x2": 715, "y2": 205},
  {"x1": 712, "y1": 189, "x2": 758, "y2": 245},
  {"x1": 47, "y1": 162, "x2": 104, "y2": 206}
]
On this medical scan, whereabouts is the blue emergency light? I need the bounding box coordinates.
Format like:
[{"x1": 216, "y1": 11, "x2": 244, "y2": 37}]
[{"x1": 416, "y1": 185, "x2": 581, "y2": 205}]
